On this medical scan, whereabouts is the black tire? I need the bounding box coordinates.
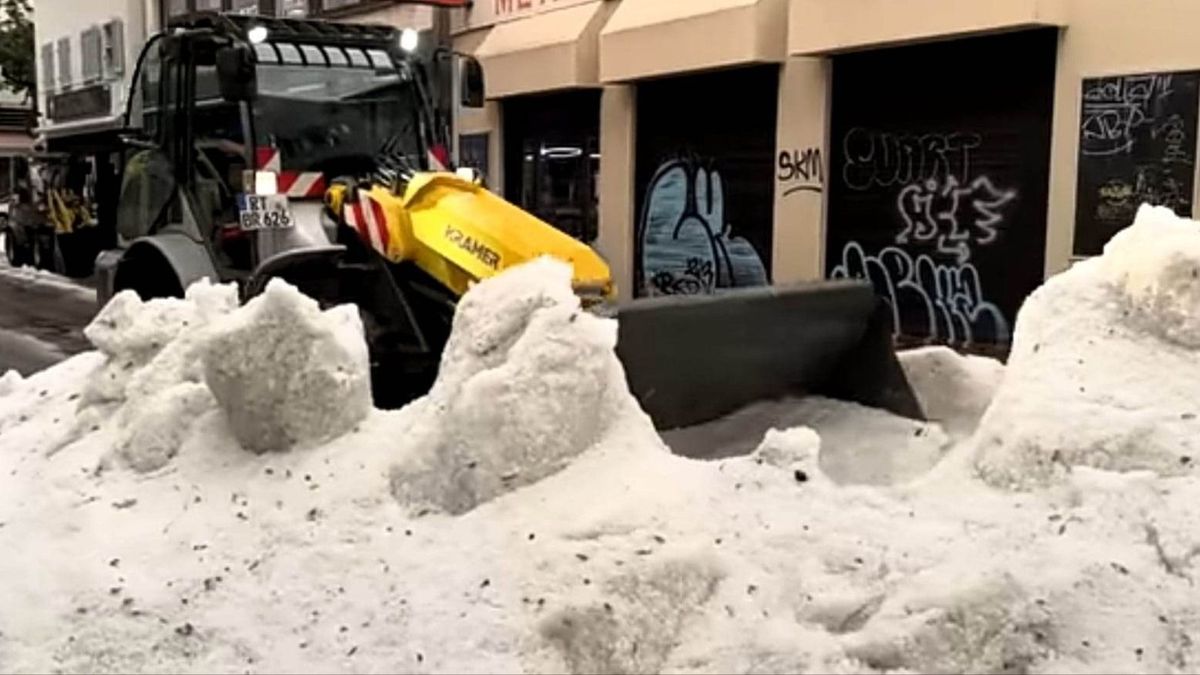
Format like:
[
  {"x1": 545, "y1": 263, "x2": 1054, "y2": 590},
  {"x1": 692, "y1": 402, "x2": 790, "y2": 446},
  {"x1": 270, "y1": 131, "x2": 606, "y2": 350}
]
[{"x1": 114, "y1": 246, "x2": 185, "y2": 301}]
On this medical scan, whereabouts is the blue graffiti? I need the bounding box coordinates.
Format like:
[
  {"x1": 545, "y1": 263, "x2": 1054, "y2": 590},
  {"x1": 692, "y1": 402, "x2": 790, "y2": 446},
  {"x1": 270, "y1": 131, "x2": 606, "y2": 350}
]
[{"x1": 638, "y1": 158, "x2": 768, "y2": 296}]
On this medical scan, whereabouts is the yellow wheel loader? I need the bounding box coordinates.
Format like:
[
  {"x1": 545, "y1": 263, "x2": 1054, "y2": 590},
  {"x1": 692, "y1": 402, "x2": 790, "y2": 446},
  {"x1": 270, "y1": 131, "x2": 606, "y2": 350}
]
[{"x1": 99, "y1": 12, "x2": 921, "y2": 431}]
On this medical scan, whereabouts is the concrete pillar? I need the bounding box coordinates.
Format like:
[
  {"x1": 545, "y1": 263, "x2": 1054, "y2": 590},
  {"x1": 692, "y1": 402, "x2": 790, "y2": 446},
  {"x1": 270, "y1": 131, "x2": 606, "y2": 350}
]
[
  {"x1": 771, "y1": 56, "x2": 830, "y2": 283},
  {"x1": 596, "y1": 83, "x2": 635, "y2": 302}
]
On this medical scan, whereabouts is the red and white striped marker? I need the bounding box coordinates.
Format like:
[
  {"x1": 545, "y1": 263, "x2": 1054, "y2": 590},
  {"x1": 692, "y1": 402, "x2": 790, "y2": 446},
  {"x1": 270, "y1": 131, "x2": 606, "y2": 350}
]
[
  {"x1": 255, "y1": 148, "x2": 328, "y2": 199},
  {"x1": 428, "y1": 143, "x2": 450, "y2": 172},
  {"x1": 343, "y1": 192, "x2": 392, "y2": 259}
]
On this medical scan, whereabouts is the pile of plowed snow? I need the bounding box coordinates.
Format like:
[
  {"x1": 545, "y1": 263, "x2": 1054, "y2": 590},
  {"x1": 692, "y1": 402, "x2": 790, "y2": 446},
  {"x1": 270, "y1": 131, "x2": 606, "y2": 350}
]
[
  {"x1": 3, "y1": 205, "x2": 1200, "y2": 675},
  {"x1": 972, "y1": 204, "x2": 1200, "y2": 488}
]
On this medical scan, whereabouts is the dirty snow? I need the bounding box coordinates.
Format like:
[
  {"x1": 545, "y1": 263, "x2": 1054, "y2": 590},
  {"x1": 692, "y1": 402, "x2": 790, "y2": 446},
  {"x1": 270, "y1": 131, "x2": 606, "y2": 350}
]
[
  {"x1": 972, "y1": 203, "x2": 1200, "y2": 489},
  {"x1": 1, "y1": 207, "x2": 1200, "y2": 675},
  {"x1": 899, "y1": 346, "x2": 1005, "y2": 440},
  {"x1": 201, "y1": 279, "x2": 372, "y2": 454},
  {"x1": 0, "y1": 251, "x2": 96, "y2": 301}
]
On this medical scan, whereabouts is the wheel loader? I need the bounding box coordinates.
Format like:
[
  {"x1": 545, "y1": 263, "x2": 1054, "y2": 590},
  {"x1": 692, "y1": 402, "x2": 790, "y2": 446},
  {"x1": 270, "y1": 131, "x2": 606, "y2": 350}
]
[{"x1": 99, "y1": 12, "x2": 921, "y2": 432}]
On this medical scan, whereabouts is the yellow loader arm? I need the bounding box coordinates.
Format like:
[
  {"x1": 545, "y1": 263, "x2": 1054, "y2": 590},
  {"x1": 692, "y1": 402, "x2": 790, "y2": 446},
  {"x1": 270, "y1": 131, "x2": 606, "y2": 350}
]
[{"x1": 329, "y1": 173, "x2": 614, "y2": 301}]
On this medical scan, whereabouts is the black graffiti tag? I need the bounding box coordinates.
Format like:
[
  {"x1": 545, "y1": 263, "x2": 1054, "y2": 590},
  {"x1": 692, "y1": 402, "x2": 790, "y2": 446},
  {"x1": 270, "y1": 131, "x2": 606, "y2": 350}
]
[
  {"x1": 777, "y1": 147, "x2": 823, "y2": 196},
  {"x1": 842, "y1": 128, "x2": 982, "y2": 191}
]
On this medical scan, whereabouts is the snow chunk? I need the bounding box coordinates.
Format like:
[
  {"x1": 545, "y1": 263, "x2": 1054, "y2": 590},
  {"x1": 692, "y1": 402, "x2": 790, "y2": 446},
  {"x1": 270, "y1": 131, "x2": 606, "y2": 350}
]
[
  {"x1": 0, "y1": 369, "x2": 22, "y2": 398},
  {"x1": 115, "y1": 383, "x2": 215, "y2": 473},
  {"x1": 84, "y1": 290, "x2": 194, "y2": 357},
  {"x1": 753, "y1": 427, "x2": 821, "y2": 472},
  {"x1": 973, "y1": 204, "x2": 1200, "y2": 488},
  {"x1": 389, "y1": 258, "x2": 651, "y2": 515},
  {"x1": 81, "y1": 281, "x2": 238, "y2": 407},
  {"x1": 1102, "y1": 204, "x2": 1200, "y2": 347},
  {"x1": 899, "y1": 346, "x2": 1004, "y2": 439},
  {"x1": 201, "y1": 279, "x2": 371, "y2": 454}
]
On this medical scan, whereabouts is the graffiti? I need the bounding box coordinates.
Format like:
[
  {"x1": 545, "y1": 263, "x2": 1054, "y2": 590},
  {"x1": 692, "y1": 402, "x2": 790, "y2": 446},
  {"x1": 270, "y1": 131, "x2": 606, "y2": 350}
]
[
  {"x1": 842, "y1": 128, "x2": 981, "y2": 191},
  {"x1": 1154, "y1": 114, "x2": 1192, "y2": 165},
  {"x1": 638, "y1": 157, "x2": 768, "y2": 296},
  {"x1": 832, "y1": 242, "x2": 1009, "y2": 345},
  {"x1": 1095, "y1": 166, "x2": 1187, "y2": 223},
  {"x1": 895, "y1": 175, "x2": 1018, "y2": 264},
  {"x1": 777, "y1": 148, "x2": 823, "y2": 196},
  {"x1": 1080, "y1": 74, "x2": 1173, "y2": 157}
]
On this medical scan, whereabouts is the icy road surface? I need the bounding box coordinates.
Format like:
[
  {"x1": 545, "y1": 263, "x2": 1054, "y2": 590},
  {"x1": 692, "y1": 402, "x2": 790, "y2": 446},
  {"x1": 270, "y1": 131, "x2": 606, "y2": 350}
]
[{"x1": 0, "y1": 253, "x2": 96, "y2": 374}]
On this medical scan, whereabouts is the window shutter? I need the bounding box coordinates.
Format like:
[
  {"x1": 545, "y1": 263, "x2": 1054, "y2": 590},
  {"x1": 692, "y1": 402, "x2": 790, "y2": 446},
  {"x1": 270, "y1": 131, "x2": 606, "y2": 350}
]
[
  {"x1": 81, "y1": 27, "x2": 102, "y2": 83},
  {"x1": 41, "y1": 43, "x2": 54, "y2": 91},
  {"x1": 104, "y1": 19, "x2": 125, "y2": 77},
  {"x1": 56, "y1": 37, "x2": 71, "y2": 89}
]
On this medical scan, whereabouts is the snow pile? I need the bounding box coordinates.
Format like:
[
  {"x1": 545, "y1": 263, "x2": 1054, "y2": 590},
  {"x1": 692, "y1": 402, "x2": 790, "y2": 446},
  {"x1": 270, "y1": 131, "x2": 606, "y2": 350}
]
[
  {"x1": 201, "y1": 280, "x2": 371, "y2": 454},
  {"x1": 388, "y1": 258, "x2": 654, "y2": 515},
  {"x1": 80, "y1": 282, "x2": 238, "y2": 472},
  {"x1": 899, "y1": 346, "x2": 1005, "y2": 440},
  {"x1": 1102, "y1": 204, "x2": 1200, "y2": 347},
  {"x1": 5, "y1": 237, "x2": 1200, "y2": 673},
  {"x1": 972, "y1": 204, "x2": 1200, "y2": 489}
]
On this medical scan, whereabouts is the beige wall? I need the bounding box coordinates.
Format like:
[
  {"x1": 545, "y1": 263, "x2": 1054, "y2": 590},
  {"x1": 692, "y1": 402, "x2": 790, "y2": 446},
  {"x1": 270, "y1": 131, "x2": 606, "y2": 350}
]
[
  {"x1": 788, "y1": 0, "x2": 1064, "y2": 55},
  {"x1": 600, "y1": 0, "x2": 787, "y2": 82},
  {"x1": 1046, "y1": 0, "x2": 1200, "y2": 276},
  {"x1": 771, "y1": 56, "x2": 829, "y2": 283},
  {"x1": 596, "y1": 85, "x2": 636, "y2": 301}
]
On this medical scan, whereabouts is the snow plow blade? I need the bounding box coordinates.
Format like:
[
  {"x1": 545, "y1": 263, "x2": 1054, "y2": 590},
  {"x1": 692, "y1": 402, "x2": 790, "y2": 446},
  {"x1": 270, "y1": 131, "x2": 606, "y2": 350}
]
[{"x1": 615, "y1": 280, "x2": 924, "y2": 430}]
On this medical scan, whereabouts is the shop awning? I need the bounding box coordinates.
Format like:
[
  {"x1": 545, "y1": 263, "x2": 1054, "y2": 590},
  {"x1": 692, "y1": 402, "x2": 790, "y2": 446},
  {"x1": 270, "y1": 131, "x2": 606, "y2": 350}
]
[
  {"x1": 474, "y1": 1, "x2": 616, "y2": 99},
  {"x1": 787, "y1": 0, "x2": 1066, "y2": 55},
  {"x1": 599, "y1": 0, "x2": 787, "y2": 82}
]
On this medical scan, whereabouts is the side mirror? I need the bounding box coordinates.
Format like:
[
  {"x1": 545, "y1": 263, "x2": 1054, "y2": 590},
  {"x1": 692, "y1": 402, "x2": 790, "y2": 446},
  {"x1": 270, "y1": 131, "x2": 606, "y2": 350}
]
[
  {"x1": 461, "y1": 57, "x2": 485, "y2": 109},
  {"x1": 216, "y1": 44, "x2": 258, "y2": 103}
]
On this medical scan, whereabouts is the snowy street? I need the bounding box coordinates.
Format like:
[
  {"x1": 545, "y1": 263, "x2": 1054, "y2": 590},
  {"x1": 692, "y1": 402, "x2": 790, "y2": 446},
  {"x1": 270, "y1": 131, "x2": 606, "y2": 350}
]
[
  {"x1": 0, "y1": 254, "x2": 95, "y2": 375},
  {"x1": 2, "y1": 205, "x2": 1200, "y2": 674}
]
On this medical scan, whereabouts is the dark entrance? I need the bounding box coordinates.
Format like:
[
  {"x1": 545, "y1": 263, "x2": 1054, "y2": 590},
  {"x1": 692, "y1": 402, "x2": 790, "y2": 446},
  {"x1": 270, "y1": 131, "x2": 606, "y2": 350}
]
[
  {"x1": 503, "y1": 89, "x2": 601, "y2": 243},
  {"x1": 827, "y1": 28, "x2": 1058, "y2": 348}
]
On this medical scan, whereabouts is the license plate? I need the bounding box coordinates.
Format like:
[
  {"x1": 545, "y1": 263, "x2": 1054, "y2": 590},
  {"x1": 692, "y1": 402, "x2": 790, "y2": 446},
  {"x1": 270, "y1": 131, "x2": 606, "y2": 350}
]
[{"x1": 238, "y1": 194, "x2": 295, "y2": 231}]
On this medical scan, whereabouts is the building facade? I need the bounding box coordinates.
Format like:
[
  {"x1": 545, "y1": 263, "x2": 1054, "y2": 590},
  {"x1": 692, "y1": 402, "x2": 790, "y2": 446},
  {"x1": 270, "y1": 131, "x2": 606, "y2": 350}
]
[
  {"x1": 454, "y1": 0, "x2": 1200, "y2": 350},
  {"x1": 0, "y1": 77, "x2": 34, "y2": 200}
]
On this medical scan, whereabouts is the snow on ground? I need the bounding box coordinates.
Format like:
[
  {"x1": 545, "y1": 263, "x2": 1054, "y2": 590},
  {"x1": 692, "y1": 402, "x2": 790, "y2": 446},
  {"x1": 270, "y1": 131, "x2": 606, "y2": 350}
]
[
  {"x1": 0, "y1": 251, "x2": 96, "y2": 302},
  {"x1": 2, "y1": 205, "x2": 1200, "y2": 673},
  {"x1": 899, "y1": 346, "x2": 1005, "y2": 440}
]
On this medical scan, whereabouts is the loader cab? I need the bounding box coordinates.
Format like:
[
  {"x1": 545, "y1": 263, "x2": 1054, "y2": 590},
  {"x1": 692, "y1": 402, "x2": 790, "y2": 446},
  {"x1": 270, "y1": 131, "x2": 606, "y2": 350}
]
[{"x1": 108, "y1": 13, "x2": 439, "y2": 301}]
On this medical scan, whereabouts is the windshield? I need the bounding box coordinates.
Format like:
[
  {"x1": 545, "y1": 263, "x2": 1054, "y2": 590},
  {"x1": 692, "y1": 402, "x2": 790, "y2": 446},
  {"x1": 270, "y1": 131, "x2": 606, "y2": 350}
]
[{"x1": 251, "y1": 48, "x2": 424, "y2": 176}]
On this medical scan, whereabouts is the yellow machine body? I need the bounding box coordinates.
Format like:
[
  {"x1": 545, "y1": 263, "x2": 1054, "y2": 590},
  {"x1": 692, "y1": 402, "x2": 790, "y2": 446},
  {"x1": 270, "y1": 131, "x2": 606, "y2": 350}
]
[{"x1": 328, "y1": 173, "x2": 615, "y2": 301}]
